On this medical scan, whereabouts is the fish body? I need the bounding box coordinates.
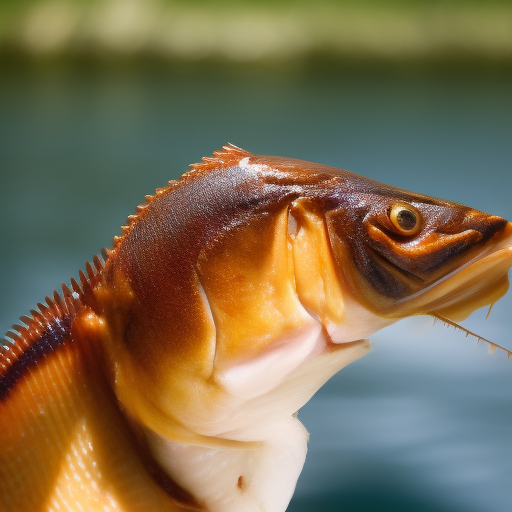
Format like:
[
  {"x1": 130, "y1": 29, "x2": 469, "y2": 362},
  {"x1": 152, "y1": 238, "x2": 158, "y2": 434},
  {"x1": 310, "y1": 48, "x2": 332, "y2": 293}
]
[{"x1": 1, "y1": 145, "x2": 511, "y2": 512}]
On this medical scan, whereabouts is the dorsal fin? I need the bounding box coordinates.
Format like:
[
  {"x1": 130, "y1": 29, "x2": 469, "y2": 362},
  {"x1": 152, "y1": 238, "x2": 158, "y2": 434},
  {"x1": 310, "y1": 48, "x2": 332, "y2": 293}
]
[
  {"x1": 188, "y1": 143, "x2": 251, "y2": 173},
  {"x1": 0, "y1": 253, "x2": 106, "y2": 380},
  {"x1": 112, "y1": 144, "x2": 252, "y2": 250}
]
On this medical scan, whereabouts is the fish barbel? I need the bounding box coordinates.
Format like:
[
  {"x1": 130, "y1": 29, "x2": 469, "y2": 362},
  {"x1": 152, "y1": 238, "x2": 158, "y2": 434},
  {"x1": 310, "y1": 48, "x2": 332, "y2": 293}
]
[{"x1": 1, "y1": 144, "x2": 511, "y2": 512}]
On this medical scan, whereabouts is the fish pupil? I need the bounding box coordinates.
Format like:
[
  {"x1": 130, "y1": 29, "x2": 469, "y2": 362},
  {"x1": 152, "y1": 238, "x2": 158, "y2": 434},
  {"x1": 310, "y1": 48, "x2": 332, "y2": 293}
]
[{"x1": 397, "y1": 209, "x2": 417, "y2": 230}]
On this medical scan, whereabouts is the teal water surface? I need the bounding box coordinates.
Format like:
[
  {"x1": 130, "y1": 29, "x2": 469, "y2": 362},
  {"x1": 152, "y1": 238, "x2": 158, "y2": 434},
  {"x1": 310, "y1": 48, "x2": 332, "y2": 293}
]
[{"x1": 1, "y1": 60, "x2": 511, "y2": 512}]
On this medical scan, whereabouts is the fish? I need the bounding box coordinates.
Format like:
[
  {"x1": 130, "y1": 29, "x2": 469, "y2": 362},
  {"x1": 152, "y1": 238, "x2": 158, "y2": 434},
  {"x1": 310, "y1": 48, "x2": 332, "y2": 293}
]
[{"x1": 1, "y1": 143, "x2": 511, "y2": 512}]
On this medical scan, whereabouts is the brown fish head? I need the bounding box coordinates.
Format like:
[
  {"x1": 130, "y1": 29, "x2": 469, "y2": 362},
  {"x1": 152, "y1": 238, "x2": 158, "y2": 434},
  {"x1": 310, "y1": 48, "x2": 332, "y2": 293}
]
[{"x1": 324, "y1": 180, "x2": 512, "y2": 322}]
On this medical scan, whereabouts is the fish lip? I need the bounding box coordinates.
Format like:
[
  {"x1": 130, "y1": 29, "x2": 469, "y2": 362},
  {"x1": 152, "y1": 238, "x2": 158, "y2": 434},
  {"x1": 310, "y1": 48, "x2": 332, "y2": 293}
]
[
  {"x1": 368, "y1": 222, "x2": 484, "y2": 275},
  {"x1": 388, "y1": 223, "x2": 512, "y2": 317}
]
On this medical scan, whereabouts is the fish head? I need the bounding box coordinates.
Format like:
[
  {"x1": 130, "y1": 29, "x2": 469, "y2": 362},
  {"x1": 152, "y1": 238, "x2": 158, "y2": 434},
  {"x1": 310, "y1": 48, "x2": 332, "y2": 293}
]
[
  {"x1": 324, "y1": 181, "x2": 512, "y2": 324},
  {"x1": 94, "y1": 149, "x2": 512, "y2": 512},
  {"x1": 99, "y1": 149, "x2": 512, "y2": 435}
]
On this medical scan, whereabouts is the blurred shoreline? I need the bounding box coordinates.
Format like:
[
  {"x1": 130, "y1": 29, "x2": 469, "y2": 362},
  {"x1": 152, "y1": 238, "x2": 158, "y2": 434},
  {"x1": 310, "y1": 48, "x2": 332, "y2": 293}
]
[
  {"x1": 1, "y1": 0, "x2": 511, "y2": 66},
  {"x1": 2, "y1": 6, "x2": 512, "y2": 510}
]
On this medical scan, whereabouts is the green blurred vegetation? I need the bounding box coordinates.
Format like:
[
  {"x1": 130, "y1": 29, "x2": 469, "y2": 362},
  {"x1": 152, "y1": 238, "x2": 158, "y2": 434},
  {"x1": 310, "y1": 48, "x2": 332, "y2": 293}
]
[
  {"x1": 2, "y1": 0, "x2": 512, "y2": 5},
  {"x1": 0, "y1": 0, "x2": 511, "y2": 65}
]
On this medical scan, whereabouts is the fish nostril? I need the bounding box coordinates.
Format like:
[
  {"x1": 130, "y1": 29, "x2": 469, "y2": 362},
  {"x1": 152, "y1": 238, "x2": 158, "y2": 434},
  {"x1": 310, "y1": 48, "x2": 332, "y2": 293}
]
[
  {"x1": 480, "y1": 215, "x2": 508, "y2": 240},
  {"x1": 460, "y1": 212, "x2": 508, "y2": 241}
]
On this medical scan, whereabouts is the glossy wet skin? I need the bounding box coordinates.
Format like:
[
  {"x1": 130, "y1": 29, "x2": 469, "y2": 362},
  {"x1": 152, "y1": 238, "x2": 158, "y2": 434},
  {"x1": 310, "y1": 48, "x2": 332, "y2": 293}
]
[
  {"x1": 247, "y1": 155, "x2": 510, "y2": 318},
  {"x1": 2, "y1": 145, "x2": 511, "y2": 512},
  {"x1": 325, "y1": 187, "x2": 508, "y2": 312},
  {"x1": 100, "y1": 151, "x2": 511, "y2": 441},
  {"x1": 106, "y1": 151, "x2": 511, "y2": 368}
]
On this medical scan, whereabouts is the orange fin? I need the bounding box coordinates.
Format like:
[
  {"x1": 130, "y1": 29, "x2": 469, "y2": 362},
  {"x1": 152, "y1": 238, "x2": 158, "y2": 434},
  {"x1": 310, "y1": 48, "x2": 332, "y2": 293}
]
[
  {"x1": 0, "y1": 254, "x2": 106, "y2": 397},
  {"x1": 188, "y1": 143, "x2": 251, "y2": 173}
]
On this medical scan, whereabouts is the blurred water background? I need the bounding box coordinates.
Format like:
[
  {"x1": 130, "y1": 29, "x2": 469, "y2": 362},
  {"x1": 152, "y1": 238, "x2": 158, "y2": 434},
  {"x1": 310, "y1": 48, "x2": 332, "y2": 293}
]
[{"x1": 1, "y1": 1, "x2": 512, "y2": 511}]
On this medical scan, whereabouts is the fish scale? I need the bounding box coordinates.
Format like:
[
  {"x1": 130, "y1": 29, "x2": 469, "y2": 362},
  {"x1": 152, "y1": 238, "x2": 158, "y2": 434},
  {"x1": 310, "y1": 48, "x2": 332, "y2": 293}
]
[{"x1": 1, "y1": 144, "x2": 511, "y2": 512}]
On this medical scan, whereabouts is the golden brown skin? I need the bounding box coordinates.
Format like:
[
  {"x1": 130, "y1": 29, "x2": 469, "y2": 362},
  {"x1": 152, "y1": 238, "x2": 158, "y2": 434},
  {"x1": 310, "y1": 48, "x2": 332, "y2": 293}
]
[
  {"x1": 0, "y1": 262, "x2": 200, "y2": 512},
  {"x1": 1, "y1": 145, "x2": 511, "y2": 512}
]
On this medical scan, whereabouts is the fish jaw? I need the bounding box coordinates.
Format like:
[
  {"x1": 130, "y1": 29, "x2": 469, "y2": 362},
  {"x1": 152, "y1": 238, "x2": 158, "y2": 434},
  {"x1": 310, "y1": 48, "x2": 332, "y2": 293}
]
[
  {"x1": 324, "y1": 290, "x2": 396, "y2": 343},
  {"x1": 397, "y1": 222, "x2": 512, "y2": 321}
]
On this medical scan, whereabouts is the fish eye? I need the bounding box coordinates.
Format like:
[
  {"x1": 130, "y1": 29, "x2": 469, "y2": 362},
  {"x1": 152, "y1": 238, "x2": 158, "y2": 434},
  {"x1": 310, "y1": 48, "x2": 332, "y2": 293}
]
[{"x1": 389, "y1": 204, "x2": 421, "y2": 235}]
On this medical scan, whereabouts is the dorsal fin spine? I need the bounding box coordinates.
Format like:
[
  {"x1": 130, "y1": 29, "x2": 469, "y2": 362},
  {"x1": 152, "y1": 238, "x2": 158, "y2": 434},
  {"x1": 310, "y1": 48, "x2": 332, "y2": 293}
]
[
  {"x1": 4, "y1": 332, "x2": 18, "y2": 341},
  {"x1": 111, "y1": 143, "x2": 252, "y2": 251},
  {"x1": 70, "y1": 279, "x2": 81, "y2": 295},
  {"x1": 1, "y1": 254, "x2": 106, "y2": 377},
  {"x1": 2, "y1": 143, "x2": 252, "y2": 374},
  {"x1": 79, "y1": 269, "x2": 88, "y2": 288},
  {"x1": 85, "y1": 262, "x2": 95, "y2": 282},
  {"x1": 188, "y1": 143, "x2": 251, "y2": 173},
  {"x1": 53, "y1": 291, "x2": 65, "y2": 310}
]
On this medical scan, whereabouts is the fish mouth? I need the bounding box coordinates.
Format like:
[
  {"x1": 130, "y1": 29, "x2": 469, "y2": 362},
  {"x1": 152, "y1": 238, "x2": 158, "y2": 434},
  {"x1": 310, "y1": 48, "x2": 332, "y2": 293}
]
[{"x1": 389, "y1": 222, "x2": 512, "y2": 320}]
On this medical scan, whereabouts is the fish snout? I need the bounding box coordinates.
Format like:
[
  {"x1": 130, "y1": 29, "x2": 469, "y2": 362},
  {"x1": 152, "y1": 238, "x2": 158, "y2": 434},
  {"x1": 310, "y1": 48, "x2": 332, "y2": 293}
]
[
  {"x1": 459, "y1": 211, "x2": 508, "y2": 243},
  {"x1": 405, "y1": 217, "x2": 512, "y2": 320}
]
